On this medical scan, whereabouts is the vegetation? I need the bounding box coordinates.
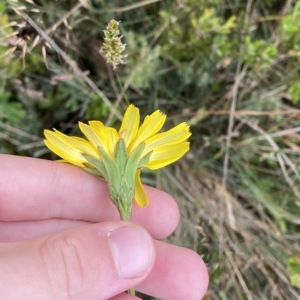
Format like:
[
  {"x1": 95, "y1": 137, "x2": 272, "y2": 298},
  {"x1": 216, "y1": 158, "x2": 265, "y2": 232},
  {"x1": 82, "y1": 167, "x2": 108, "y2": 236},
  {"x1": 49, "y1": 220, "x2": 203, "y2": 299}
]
[{"x1": 1, "y1": 0, "x2": 300, "y2": 298}]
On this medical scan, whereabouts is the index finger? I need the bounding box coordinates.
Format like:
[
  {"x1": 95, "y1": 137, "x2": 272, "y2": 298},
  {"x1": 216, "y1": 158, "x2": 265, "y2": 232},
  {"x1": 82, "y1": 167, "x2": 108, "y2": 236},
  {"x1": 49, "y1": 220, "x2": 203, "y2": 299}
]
[{"x1": 0, "y1": 155, "x2": 179, "y2": 239}]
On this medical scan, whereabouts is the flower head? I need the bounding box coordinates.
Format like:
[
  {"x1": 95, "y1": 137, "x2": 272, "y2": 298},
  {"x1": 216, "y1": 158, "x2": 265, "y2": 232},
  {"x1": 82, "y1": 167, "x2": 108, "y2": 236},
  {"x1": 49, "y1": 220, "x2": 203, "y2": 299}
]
[
  {"x1": 44, "y1": 105, "x2": 191, "y2": 220},
  {"x1": 100, "y1": 19, "x2": 127, "y2": 69}
]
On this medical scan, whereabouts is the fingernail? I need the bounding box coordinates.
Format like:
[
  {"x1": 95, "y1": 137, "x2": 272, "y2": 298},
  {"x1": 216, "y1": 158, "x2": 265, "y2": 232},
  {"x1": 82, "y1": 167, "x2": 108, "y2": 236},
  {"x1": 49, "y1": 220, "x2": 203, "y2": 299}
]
[{"x1": 109, "y1": 225, "x2": 153, "y2": 279}]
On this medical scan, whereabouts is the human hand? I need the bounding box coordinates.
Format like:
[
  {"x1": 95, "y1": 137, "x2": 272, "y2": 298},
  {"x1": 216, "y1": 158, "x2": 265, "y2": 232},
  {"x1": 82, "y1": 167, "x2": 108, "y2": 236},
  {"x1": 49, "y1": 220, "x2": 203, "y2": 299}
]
[{"x1": 0, "y1": 154, "x2": 208, "y2": 300}]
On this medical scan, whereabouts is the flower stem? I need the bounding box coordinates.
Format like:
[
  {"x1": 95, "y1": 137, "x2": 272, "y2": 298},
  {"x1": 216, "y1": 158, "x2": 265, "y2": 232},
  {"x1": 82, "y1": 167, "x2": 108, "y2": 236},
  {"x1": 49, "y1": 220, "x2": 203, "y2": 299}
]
[
  {"x1": 119, "y1": 202, "x2": 135, "y2": 296},
  {"x1": 128, "y1": 288, "x2": 135, "y2": 295},
  {"x1": 118, "y1": 201, "x2": 132, "y2": 221}
]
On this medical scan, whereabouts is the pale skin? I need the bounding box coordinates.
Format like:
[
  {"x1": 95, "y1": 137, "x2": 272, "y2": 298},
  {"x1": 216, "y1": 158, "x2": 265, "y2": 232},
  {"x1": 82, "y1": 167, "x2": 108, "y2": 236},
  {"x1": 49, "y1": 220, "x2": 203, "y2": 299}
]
[{"x1": 0, "y1": 154, "x2": 209, "y2": 300}]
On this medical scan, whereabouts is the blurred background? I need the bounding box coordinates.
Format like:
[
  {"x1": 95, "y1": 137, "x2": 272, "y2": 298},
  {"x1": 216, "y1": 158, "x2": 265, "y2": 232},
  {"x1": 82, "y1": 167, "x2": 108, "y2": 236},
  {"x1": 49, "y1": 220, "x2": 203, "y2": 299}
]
[{"x1": 1, "y1": 0, "x2": 300, "y2": 299}]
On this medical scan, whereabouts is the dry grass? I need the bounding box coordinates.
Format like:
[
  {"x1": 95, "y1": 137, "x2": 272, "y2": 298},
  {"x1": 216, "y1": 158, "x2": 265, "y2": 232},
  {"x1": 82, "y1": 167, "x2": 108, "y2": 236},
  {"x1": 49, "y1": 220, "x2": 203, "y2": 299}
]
[{"x1": 161, "y1": 160, "x2": 300, "y2": 299}]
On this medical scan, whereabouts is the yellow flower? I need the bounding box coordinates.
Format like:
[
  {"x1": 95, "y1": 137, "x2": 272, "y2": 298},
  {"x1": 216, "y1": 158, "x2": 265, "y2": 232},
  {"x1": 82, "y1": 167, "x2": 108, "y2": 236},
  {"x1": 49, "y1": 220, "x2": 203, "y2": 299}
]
[{"x1": 44, "y1": 104, "x2": 191, "y2": 213}]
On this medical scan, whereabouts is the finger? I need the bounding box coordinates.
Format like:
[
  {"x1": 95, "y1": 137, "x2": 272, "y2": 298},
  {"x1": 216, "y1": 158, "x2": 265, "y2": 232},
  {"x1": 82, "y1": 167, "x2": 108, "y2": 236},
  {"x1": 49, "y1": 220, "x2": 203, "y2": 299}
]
[
  {"x1": 0, "y1": 154, "x2": 179, "y2": 239},
  {"x1": 136, "y1": 240, "x2": 209, "y2": 300},
  {"x1": 0, "y1": 221, "x2": 155, "y2": 300},
  {"x1": 0, "y1": 219, "x2": 88, "y2": 242}
]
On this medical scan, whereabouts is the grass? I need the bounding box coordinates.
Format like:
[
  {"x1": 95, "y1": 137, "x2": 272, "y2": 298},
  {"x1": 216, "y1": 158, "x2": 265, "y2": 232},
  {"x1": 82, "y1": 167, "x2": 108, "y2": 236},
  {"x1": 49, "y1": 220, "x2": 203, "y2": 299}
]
[{"x1": 1, "y1": 0, "x2": 300, "y2": 299}]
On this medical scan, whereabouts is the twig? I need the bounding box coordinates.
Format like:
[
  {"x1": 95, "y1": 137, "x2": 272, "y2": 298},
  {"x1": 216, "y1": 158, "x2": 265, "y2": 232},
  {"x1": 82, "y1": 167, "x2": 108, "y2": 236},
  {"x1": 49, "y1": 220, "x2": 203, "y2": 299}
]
[
  {"x1": 207, "y1": 109, "x2": 300, "y2": 116},
  {"x1": 0, "y1": 121, "x2": 40, "y2": 141},
  {"x1": 224, "y1": 247, "x2": 254, "y2": 300},
  {"x1": 29, "y1": 0, "x2": 87, "y2": 52},
  {"x1": 98, "y1": 0, "x2": 162, "y2": 13},
  {"x1": 220, "y1": 0, "x2": 253, "y2": 291}
]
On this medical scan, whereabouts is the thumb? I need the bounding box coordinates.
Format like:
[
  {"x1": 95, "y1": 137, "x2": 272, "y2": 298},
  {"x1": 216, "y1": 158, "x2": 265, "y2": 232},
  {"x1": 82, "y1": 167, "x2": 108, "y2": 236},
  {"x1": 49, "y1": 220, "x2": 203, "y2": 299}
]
[{"x1": 0, "y1": 221, "x2": 155, "y2": 300}]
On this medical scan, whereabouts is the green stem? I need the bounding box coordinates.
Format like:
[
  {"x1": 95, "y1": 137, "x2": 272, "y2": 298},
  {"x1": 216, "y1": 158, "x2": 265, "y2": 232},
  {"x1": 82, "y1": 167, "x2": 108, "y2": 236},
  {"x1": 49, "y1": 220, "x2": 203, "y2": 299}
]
[
  {"x1": 119, "y1": 202, "x2": 135, "y2": 296},
  {"x1": 118, "y1": 200, "x2": 132, "y2": 221},
  {"x1": 128, "y1": 288, "x2": 135, "y2": 295}
]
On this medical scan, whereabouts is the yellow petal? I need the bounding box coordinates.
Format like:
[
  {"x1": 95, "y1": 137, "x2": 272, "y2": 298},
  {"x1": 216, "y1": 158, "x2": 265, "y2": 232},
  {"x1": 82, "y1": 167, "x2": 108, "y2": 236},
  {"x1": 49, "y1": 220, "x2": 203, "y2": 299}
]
[
  {"x1": 68, "y1": 136, "x2": 101, "y2": 158},
  {"x1": 88, "y1": 120, "x2": 105, "y2": 130},
  {"x1": 52, "y1": 130, "x2": 100, "y2": 159},
  {"x1": 134, "y1": 169, "x2": 149, "y2": 207},
  {"x1": 119, "y1": 104, "x2": 140, "y2": 147},
  {"x1": 129, "y1": 110, "x2": 166, "y2": 152},
  {"x1": 44, "y1": 130, "x2": 86, "y2": 166},
  {"x1": 145, "y1": 142, "x2": 190, "y2": 170},
  {"x1": 143, "y1": 122, "x2": 191, "y2": 155},
  {"x1": 88, "y1": 121, "x2": 114, "y2": 156},
  {"x1": 78, "y1": 122, "x2": 110, "y2": 154},
  {"x1": 104, "y1": 127, "x2": 119, "y2": 156}
]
